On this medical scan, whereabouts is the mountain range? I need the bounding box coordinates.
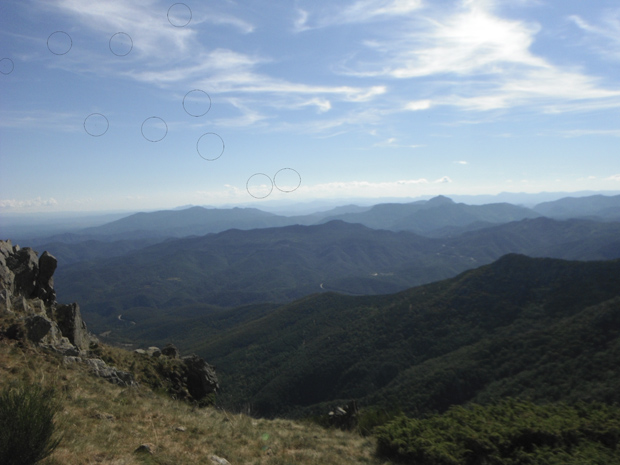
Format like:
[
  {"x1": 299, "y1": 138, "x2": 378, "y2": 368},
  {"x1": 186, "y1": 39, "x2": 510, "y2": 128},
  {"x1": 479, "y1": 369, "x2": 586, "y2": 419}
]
[
  {"x1": 21, "y1": 194, "x2": 620, "y2": 250},
  {"x1": 52, "y1": 216, "x2": 620, "y2": 333}
]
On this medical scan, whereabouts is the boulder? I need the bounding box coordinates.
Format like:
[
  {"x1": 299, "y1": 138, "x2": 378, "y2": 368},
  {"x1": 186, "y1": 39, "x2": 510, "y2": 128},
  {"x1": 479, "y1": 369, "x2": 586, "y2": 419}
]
[
  {"x1": 6, "y1": 247, "x2": 39, "y2": 297},
  {"x1": 0, "y1": 289, "x2": 11, "y2": 313},
  {"x1": 210, "y1": 455, "x2": 231, "y2": 465},
  {"x1": 54, "y1": 302, "x2": 91, "y2": 352},
  {"x1": 36, "y1": 251, "x2": 57, "y2": 304},
  {"x1": 181, "y1": 354, "x2": 219, "y2": 402},
  {"x1": 85, "y1": 358, "x2": 137, "y2": 387},
  {"x1": 0, "y1": 242, "x2": 14, "y2": 293},
  {"x1": 24, "y1": 314, "x2": 54, "y2": 343},
  {"x1": 146, "y1": 346, "x2": 162, "y2": 357},
  {"x1": 134, "y1": 443, "x2": 157, "y2": 455},
  {"x1": 162, "y1": 343, "x2": 179, "y2": 359}
]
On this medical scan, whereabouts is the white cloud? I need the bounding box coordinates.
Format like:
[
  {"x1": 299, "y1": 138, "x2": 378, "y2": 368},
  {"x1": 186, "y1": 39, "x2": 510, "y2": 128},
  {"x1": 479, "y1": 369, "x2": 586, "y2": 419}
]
[
  {"x1": 435, "y1": 176, "x2": 452, "y2": 183},
  {"x1": 607, "y1": 174, "x2": 620, "y2": 182},
  {"x1": 404, "y1": 100, "x2": 432, "y2": 111},
  {"x1": 559, "y1": 129, "x2": 620, "y2": 138},
  {"x1": 455, "y1": 160, "x2": 468, "y2": 165},
  {"x1": 373, "y1": 138, "x2": 423, "y2": 149},
  {"x1": 569, "y1": 11, "x2": 620, "y2": 61},
  {"x1": 338, "y1": 0, "x2": 424, "y2": 23},
  {"x1": 296, "y1": 0, "x2": 423, "y2": 30},
  {"x1": 0, "y1": 197, "x2": 58, "y2": 210},
  {"x1": 294, "y1": 9, "x2": 310, "y2": 32},
  {"x1": 342, "y1": 0, "x2": 620, "y2": 113}
]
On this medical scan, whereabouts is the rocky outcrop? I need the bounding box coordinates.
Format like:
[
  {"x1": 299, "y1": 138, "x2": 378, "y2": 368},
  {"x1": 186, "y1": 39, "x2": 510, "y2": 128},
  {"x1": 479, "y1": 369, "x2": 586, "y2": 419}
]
[
  {"x1": 0, "y1": 239, "x2": 95, "y2": 356},
  {"x1": 181, "y1": 354, "x2": 220, "y2": 402},
  {"x1": 134, "y1": 344, "x2": 219, "y2": 405},
  {"x1": 1, "y1": 239, "x2": 219, "y2": 404}
]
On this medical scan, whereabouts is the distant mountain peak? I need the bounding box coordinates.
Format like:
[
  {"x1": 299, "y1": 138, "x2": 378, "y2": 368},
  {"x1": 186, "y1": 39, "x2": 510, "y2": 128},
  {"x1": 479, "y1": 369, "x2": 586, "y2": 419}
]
[{"x1": 427, "y1": 195, "x2": 455, "y2": 205}]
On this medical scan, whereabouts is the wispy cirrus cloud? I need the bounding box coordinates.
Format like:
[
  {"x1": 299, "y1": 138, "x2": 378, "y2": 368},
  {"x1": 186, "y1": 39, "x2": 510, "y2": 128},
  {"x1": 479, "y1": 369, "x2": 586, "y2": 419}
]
[
  {"x1": 373, "y1": 138, "x2": 423, "y2": 149},
  {"x1": 569, "y1": 10, "x2": 620, "y2": 61},
  {"x1": 294, "y1": 0, "x2": 423, "y2": 31},
  {"x1": 559, "y1": 129, "x2": 620, "y2": 138},
  {"x1": 339, "y1": 0, "x2": 620, "y2": 113}
]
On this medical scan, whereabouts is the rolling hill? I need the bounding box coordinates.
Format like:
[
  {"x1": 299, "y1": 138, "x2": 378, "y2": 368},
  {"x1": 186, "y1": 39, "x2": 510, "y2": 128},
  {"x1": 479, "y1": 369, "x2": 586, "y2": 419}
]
[
  {"x1": 52, "y1": 217, "x2": 620, "y2": 335},
  {"x1": 189, "y1": 254, "x2": 620, "y2": 418},
  {"x1": 318, "y1": 195, "x2": 542, "y2": 234},
  {"x1": 533, "y1": 193, "x2": 620, "y2": 220}
]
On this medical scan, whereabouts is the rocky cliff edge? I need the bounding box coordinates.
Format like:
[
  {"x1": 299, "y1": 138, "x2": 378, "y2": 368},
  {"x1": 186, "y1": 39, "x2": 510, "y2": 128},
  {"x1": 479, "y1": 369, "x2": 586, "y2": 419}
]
[{"x1": 0, "y1": 239, "x2": 218, "y2": 404}]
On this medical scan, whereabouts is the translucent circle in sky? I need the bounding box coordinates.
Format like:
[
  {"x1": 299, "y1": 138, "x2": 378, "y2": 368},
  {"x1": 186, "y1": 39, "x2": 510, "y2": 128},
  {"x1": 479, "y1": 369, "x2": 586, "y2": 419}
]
[
  {"x1": 84, "y1": 113, "x2": 109, "y2": 137},
  {"x1": 274, "y1": 168, "x2": 301, "y2": 193},
  {"x1": 168, "y1": 3, "x2": 192, "y2": 27},
  {"x1": 109, "y1": 32, "x2": 133, "y2": 57},
  {"x1": 47, "y1": 31, "x2": 72, "y2": 55},
  {"x1": 183, "y1": 89, "x2": 211, "y2": 117},
  {"x1": 246, "y1": 173, "x2": 274, "y2": 199},
  {"x1": 197, "y1": 133, "x2": 225, "y2": 161},
  {"x1": 0, "y1": 58, "x2": 14, "y2": 75},
  {"x1": 141, "y1": 116, "x2": 168, "y2": 142}
]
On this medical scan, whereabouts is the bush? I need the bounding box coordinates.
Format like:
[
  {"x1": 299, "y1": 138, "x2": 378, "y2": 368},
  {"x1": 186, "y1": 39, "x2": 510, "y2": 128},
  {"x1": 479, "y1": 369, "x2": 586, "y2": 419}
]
[
  {"x1": 0, "y1": 382, "x2": 62, "y2": 465},
  {"x1": 375, "y1": 399, "x2": 620, "y2": 464}
]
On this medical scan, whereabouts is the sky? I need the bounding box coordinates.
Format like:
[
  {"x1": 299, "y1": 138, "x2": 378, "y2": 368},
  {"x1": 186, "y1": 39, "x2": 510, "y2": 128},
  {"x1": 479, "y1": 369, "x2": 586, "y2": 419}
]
[{"x1": 1, "y1": 0, "x2": 619, "y2": 213}]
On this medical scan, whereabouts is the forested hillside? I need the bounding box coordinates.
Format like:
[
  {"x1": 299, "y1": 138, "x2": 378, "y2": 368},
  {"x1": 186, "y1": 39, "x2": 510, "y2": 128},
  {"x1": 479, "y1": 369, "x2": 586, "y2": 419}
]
[
  {"x1": 188, "y1": 255, "x2": 620, "y2": 418},
  {"x1": 52, "y1": 217, "x2": 620, "y2": 334}
]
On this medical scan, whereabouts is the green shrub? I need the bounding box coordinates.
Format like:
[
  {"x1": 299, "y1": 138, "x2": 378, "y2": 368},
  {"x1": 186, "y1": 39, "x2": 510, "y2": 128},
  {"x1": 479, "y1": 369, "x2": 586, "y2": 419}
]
[
  {"x1": 0, "y1": 382, "x2": 62, "y2": 465},
  {"x1": 375, "y1": 399, "x2": 620, "y2": 464},
  {"x1": 356, "y1": 406, "x2": 401, "y2": 436}
]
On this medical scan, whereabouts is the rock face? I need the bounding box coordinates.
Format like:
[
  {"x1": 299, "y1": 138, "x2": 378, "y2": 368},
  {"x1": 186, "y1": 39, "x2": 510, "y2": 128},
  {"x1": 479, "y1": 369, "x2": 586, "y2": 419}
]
[
  {"x1": 0, "y1": 239, "x2": 95, "y2": 356},
  {"x1": 134, "y1": 345, "x2": 219, "y2": 404},
  {"x1": 181, "y1": 354, "x2": 220, "y2": 402},
  {"x1": 1, "y1": 239, "x2": 219, "y2": 404}
]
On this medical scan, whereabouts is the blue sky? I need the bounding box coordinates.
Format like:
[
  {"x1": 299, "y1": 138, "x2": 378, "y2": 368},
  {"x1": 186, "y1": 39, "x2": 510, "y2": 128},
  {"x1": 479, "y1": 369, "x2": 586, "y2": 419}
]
[{"x1": 1, "y1": 0, "x2": 619, "y2": 212}]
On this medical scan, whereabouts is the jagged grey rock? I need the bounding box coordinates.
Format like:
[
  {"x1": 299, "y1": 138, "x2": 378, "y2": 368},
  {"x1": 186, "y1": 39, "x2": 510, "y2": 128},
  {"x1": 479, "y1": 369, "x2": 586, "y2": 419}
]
[
  {"x1": 181, "y1": 354, "x2": 219, "y2": 401},
  {"x1": 85, "y1": 358, "x2": 137, "y2": 387},
  {"x1": 24, "y1": 314, "x2": 54, "y2": 343},
  {"x1": 146, "y1": 346, "x2": 162, "y2": 357},
  {"x1": 134, "y1": 443, "x2": 157, "y2": 455},
  {"x1": 36, "y1": 251, "x2": 57, "y2": 303},
  {"x1": 0, "y1": 289, "x2": 11, "y2": 313},
  {"x1": 162, "y1": 343, "x2": 180, "y2": 359},
  {"x1": 55, "y1": 302, "x2": 90, "y2": 352},
  {"x1": 0, "y1": 240, "x2": 94, "y2": 356},
  {"x1": 210, "y1": 455, "x2": 231, "y2": 465},
  {"x1": 6, "y1": 247, "x2": 39, "y2": 297}
]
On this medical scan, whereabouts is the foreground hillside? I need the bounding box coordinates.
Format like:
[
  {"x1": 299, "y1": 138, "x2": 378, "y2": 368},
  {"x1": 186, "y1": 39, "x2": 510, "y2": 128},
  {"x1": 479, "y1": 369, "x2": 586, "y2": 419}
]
[
  {"x1": 0, "y1": 341, "x2": 387, "y2": 465},
  {"x1": 0, "y1": 239, "x2": 385, "y2": 464}
]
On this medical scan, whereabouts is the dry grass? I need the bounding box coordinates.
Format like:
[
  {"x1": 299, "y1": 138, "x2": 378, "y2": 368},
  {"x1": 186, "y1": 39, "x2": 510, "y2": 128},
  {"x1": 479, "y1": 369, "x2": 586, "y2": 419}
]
[{"x1": 0, "y1": 339, "x2": 390, "y2": 465}]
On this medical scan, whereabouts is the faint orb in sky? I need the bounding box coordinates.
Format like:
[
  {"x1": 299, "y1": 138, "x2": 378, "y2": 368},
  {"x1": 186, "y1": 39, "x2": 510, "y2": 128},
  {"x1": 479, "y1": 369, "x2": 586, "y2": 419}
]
[
  {"x1": 247, "y1": 174, "x2": 274, "y2": 199},
  {"x1": 109, "y1": 32, "x2": 133, "y2": 57},
  {"x1": 274, "y1": 168, "x2": 301, "y2": 193},
  {"x1": 168, "y1": 3, "x2": 192, "y2": 27},
  {"x1": 84, "y1": 113, "x2": 109, "y2": 137},
  {"x1": 141, "y1": 116, "x2": 168, "y2": 142},
  {"x1": 0, "y1": 58, "x2": 14, "y2": 75},
  {"x1": 197, "y1": 133, "x2": 225, "y2": 161},
  {"x1": 183, "y1": 89, "x2": 212, "y2": 117},
  {"x1": 47, "y1": 31, "x2": 72, "y2": 55}
]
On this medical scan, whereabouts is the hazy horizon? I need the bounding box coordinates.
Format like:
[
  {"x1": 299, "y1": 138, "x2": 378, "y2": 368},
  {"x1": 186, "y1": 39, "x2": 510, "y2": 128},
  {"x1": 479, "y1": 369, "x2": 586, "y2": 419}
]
[{"x1": 2, "y1": 0, "x2": 620, "y2": 213}]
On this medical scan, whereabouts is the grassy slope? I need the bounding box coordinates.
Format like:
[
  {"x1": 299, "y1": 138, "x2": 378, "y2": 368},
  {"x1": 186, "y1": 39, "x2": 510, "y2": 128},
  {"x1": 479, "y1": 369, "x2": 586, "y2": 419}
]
[{"x1": 0, "y1": 340, "x2": 387, "y2": 465}]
